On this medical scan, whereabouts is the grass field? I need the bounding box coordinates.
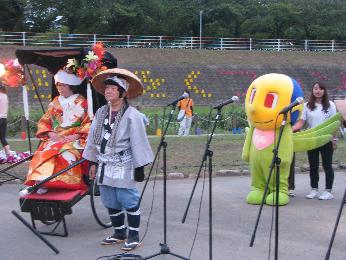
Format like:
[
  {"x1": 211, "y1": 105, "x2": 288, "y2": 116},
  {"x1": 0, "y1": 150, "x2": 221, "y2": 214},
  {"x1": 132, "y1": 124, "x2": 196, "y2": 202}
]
[
  {"x1": 6, "y1": 104, "x2": 247, "y2": 137},
  {"x1": 2, "y1": 134, "x2": 345, "y2": 178},
  {"x1": 2, "y1": 46, "x2": 346, "y2": 67}
]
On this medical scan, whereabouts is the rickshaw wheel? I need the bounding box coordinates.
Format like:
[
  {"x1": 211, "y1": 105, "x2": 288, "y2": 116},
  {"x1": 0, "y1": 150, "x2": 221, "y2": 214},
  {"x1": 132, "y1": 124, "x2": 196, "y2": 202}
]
[{"x1": 90, "y1": 180, "x2": 112, "y2": 228}]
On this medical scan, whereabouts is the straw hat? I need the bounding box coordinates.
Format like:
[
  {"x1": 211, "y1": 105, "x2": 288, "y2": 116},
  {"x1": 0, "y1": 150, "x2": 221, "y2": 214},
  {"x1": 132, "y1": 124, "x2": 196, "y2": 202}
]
[
  {"x1": 91, "y1": 68, "x2": 143, "y2": 99},
  {"x1": 335, "y1": 99, "x2": 346, "y2": 121}
]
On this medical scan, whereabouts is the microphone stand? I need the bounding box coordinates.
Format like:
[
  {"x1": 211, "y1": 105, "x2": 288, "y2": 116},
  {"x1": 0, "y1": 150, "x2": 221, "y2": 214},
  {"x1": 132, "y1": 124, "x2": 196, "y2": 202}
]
[
  {"x1": 139, "y1": 103, "x2": 189, "y2": 260},
  {"x1": 325, "y1": 184, "x2": 346, "y2": 260},
  {"x1": 181, "y1": 106, "x2": 223, "y2": 260},
  {"x1": 249, "y1": 113, "x2": 288, "y2": 260}
]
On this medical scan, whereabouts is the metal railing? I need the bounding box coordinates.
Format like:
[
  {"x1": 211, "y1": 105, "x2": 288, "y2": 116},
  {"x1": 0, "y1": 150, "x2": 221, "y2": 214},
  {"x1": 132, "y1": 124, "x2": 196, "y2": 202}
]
[{"x1": 1, "y1": 32, "x2": 346, "y2": 52}]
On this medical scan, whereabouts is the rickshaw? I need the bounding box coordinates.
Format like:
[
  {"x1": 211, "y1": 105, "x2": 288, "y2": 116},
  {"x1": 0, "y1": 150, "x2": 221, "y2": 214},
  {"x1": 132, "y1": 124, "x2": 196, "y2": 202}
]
[{"x1": 6, "y1": 47, "x2": 118, "y2": 238}]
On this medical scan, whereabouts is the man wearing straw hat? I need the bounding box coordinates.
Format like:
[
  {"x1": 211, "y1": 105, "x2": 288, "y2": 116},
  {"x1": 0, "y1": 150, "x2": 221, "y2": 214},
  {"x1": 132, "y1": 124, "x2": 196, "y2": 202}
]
[{"x1": 83, "y1": 68, "x2": 153, "y2": 251}]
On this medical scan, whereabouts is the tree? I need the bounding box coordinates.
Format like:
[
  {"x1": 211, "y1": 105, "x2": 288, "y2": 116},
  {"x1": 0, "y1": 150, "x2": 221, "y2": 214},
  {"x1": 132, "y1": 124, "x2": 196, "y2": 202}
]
[
  {"x1": 10, "y1": 0, "x2": 346, "y2": 40},
  {"x1": 24, "y1": 0, "x2": 59, "y2": 32},
  {"x1": 0, "y1": 0, "x2": 24, "y2": 31}
]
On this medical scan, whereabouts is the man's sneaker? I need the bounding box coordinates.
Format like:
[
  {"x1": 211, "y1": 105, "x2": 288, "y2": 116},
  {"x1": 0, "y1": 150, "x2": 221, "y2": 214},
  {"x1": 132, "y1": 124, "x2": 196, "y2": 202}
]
[
  {"x1": 288, "y1": 190, "x2": 296, "y2": 197},
  {"x1": 101, "y1": 234, "x2": 126, "y2": 245},
  {"x1": 319, "y1": 191, "x2": 334, "y2": 200},
  {"x1": 121, "y1": 241, "x2": 141, "y2": 251},
  {"x1": 306, "y1": 189, "x2": 318, "y2": 199}
]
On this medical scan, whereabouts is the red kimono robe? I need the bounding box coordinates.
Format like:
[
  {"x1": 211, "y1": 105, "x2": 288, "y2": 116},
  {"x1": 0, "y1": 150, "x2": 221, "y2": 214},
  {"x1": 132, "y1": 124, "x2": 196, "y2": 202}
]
[{"x1": 25, "y1": 94, "x2": 91, "y2": 190}]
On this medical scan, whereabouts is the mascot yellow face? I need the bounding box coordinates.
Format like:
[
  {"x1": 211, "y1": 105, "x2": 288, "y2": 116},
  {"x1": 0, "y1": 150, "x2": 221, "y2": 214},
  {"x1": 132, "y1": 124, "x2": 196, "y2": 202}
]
[{"x1": 245, "y1": 73, "x2": 303, "y2": 130}]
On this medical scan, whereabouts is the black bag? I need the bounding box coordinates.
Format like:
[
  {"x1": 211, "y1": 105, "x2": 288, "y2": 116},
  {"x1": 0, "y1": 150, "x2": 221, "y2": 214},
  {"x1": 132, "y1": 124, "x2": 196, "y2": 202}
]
[{"x1": 134, "y1": 166, "x2": 144, "y2": 182}]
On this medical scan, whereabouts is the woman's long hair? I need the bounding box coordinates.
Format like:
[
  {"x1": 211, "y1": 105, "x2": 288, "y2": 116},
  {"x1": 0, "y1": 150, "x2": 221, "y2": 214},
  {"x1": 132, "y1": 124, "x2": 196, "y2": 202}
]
[
  {"x1": 307, "y1": 82, "x2": 330, "y2": 112},
  {"x1": 0, "y1": 85, "x2": 7, "y2": 94}
]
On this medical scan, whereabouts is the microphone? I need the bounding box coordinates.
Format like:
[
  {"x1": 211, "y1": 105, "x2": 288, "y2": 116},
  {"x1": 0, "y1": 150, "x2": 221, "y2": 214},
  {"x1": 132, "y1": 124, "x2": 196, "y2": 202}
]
[
  {"x1": 213, "y1": 96, "x2": 239, "y2": 109},
  {"x1": 279, "y1": 97, "x2": 304, "y2": 114},
  {"x1": 167, "y1": 92, "x2": 189, "y2": 106}
]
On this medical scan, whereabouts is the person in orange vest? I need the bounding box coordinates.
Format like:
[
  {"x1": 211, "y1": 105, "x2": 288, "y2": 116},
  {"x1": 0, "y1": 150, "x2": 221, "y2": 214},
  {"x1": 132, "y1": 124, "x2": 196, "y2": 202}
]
[{"x1": 177, "y1": 90, "x2": 194, "y2": 136}]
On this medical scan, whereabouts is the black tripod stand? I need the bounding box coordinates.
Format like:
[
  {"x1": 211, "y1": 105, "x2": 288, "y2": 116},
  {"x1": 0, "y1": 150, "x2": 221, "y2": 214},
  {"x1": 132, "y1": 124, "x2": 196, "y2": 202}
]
[
  {"x1": 325, "y1": 184, "x2": 346, "y2": 260},
  {"x1": 249, "y1": 113, "x2": 289, "y2": 260},
  {"x1": 139, "y1": 104, "x2": 188, "y2": 260},
  {"x1": 181, "y1": 106, "x2": 224, "y2": 260}
]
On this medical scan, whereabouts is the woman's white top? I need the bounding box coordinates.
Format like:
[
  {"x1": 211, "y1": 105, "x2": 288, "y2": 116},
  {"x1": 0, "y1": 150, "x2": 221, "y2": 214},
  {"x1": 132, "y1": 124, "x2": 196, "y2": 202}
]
[
  {"x1": 0, "y1": 93, "x2": 8, "y2": 118},
  {"x1": 302, "y1": 101, "x2": 336, "y2": 128}
]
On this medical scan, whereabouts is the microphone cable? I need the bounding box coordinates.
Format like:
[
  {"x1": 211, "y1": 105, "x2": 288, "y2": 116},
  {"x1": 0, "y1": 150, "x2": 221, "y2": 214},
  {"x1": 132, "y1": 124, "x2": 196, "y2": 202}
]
[
  {"x1": 95, "y1": 146, "x2": 161, "y2": 260},
  {"x1": 188, "y1": 105, "x2": 214, "y2": 258},
  {"x1": 267, "y1": 114, "x2": 280, "y2": 260},
  {"x1": 96, "y1": 253, "x2": 143, "y2": 260},
  {"x1": 188, "y1": 160, "x2": 208, "y2": 258},
  {"x1": 138, "y1": 105, "x2": 168, "y2": 244},
  {"x1": 139, "y1": 150, "x2": 161, "y2": 244}
]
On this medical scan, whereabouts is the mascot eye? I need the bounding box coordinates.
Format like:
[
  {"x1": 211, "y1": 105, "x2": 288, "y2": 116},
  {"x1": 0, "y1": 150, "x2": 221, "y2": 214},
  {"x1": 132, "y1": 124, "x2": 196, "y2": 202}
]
[
  {"x1": 264, "y1": 92, "x2": 278, "y2": 109},
  {"x1": 249, "y1": 89, "x2": 256, "y2": 104}
]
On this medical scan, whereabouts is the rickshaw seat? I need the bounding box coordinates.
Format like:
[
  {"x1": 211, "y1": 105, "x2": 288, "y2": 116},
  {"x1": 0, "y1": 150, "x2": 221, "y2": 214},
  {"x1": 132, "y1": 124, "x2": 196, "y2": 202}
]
[
  {"x1": 20, "y1": 187, "x2": 89, "y2": 237},
  {"x1": 21, "y1": 188, "x2": 88, "y2": 201}
]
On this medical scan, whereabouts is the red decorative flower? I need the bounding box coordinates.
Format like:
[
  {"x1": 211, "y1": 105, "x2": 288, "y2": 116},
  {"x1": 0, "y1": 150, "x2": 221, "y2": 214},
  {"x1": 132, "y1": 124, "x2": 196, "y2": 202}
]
[
  {"x1": 0, "y1": 59, "x2": 25, "y2": 87},
  {"x1": 77, "y1": 67, "x2": 86, "y2": 79},
  {"x1": 92, "y1": 42, "x2": 105, "y2": 60},
  {"x1": 65, "y1": 42, "x2": 107, "y2": 81}
]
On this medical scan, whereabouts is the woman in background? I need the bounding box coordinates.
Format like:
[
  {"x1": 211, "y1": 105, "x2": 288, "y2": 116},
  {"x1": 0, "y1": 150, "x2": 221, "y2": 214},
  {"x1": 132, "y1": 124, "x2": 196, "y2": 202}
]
[{"x1": 294, "y1": 82, "x2": 337, "y2": 200}]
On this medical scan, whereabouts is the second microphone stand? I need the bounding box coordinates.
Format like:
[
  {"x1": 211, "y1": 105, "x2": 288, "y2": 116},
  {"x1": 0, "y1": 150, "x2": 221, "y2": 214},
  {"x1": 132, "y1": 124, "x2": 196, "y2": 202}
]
[
  {"x1": 249, "y1": 113, "x2": 289, "y2": 260},
  {"x1": 181, "y1": 106, "x2": 224, "y2": 260},
  {"x1": 325, "y1": 183, "x2": 346, "y2": 260},
  {"x1": 139, "y1": 103, "x2": 188, "y2": 260}
]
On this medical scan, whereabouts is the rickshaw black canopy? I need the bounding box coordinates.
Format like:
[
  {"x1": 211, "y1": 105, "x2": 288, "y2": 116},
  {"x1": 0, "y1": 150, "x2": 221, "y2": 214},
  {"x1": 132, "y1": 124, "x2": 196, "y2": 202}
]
[
  {"x1": 15, "y1": 47, "x2": 117, "y2": 111},
  {"x1": 15, "y1": 48, "x2": 117, "y2": 74}
]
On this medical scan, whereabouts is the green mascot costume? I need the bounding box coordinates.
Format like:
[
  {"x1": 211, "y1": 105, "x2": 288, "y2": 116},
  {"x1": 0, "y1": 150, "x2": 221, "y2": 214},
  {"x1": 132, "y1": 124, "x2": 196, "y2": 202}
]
[{"x1": 242, "y1": 73, "x2": 341, "y2": 206}]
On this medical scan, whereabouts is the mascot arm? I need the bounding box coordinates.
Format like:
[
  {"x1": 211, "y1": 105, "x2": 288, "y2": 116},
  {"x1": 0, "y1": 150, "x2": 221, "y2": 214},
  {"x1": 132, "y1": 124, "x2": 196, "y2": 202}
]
[
  {"x1": 294, "y1": 113, "x2": 341, "y2": 136},
  {"x1": 293, "y1": 135, "x2": 333, "y2": 152},
  {"x1": 242, "y1": 126, "x2": 254, "y2": 162},
  {"x1": 294, "y1": 121, "x2": 340, "y2": 139},
  {"x1": 293, "y1": 114, "x2": 341, "y2": 152}
]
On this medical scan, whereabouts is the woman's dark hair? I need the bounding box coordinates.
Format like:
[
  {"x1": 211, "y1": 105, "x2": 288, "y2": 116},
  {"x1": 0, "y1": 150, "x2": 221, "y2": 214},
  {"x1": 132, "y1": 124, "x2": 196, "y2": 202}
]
[
  {"x1": 0, "y1": 85, "x2": 7, "y2": 94},
  {"x1": 307, "y1": 82, "x2": 330, "y2": 112},
  {"x1": 69, "y1": 85, "x2": 80, "y2": 94},
  {"x1": 115, "y1": 85, "x2": 126, "y2": 99},
  {"x1": 104, "y1": 78, "x2": 127, "y2": 99}
]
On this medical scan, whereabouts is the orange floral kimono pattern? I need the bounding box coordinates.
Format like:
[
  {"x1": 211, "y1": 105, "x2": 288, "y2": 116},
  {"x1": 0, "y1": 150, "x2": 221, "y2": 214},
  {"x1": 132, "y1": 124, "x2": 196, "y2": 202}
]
[{"x1": 25, "y1": 94, "x2": 91, "y2": 190}]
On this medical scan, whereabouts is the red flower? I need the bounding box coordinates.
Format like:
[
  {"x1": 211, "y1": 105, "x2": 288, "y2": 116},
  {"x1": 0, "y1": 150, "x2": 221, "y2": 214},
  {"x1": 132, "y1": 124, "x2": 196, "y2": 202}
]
[
  {"x1": 77, "y1": 67, "x2": 86, "y2": 80},
  {"x1": 92, "y1": 42, "x2": 105, "y2": 60},
  {"x1": 1, "y1": 59, "x2": 24, "y2": 87}
]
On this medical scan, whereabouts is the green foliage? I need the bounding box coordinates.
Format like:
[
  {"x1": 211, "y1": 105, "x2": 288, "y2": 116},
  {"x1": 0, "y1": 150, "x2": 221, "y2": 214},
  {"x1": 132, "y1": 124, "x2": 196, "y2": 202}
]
[
  {"x1": 4, "y1": 0, "x2": 346, "y2": 40},
  {"x1": 141, "y1": 105, "x2": 247, "y2": 135},
  {"x1": 7, "y1": 107, "x2": 42, "y2": 137},
  {"x1": 0, "y1": 0, "x2": 24, "y2": 31},
  {"x1": 6, "y1": 105, "x2": 247, "y2": 137}
]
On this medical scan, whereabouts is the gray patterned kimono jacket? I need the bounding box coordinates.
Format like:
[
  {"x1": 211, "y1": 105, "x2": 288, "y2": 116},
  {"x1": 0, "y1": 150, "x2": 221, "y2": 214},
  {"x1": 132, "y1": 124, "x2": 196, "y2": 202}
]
[{"x1": 83, "y1": 105, "x2": 154, "y2": 189}]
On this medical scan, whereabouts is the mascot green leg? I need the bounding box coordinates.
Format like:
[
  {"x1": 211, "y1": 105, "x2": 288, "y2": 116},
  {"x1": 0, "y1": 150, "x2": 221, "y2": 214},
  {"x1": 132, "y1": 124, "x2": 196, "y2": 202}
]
[
  {"x1": 247, "y1": 157, "x2": 266, "y2": 205},
  {"x1": 246, "y1": 189, "x2": 265, "y2": 205},
  {"x1": 265, "y1": 164, "x2": 290, "y2": 206},
  {"x1": 266, "y1": 192, "x2": 289, "y2": 206}
]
